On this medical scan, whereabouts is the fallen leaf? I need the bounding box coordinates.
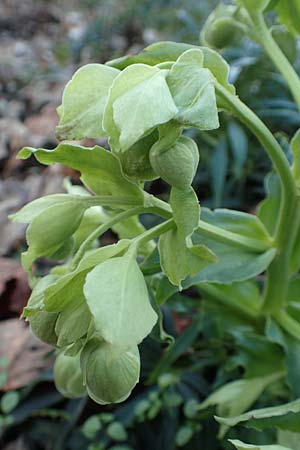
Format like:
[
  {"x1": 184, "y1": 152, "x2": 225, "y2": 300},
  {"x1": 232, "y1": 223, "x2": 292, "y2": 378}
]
[{"x1": 0, "y1": 319, "x2": 54, "y2": 391}]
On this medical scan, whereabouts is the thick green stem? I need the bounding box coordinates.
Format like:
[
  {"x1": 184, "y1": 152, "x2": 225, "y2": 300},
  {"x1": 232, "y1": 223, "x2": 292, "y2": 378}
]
[
  {"x1": 250, "y1": 12, "x2": 300, "y2": 107},
  {"x1": 215, "y1": 83, "x2": 299, "y2": 312}
]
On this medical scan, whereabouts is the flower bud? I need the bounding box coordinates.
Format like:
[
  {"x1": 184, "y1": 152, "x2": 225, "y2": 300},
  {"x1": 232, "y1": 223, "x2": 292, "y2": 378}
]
[
  {"x1": 149, "y1": 136, "x2": 199, "y2": 190},
  {"x1": 201, "y1": 4, "x2": 244, "y2": 49}
]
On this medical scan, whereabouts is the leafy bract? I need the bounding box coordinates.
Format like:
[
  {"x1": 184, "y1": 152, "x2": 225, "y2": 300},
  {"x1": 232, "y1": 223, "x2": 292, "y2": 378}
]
[
  {"x1": 216, "y1": 398, "x2": 300, "y2": 432},
  {"x1": 103, "y1": 64, "x2": 177, "y2": 152},
  {"x1": 167, "y1": 49, "x2": 219, "y2": 130},
  {"x1": 159, "y1": 188, "x2": 216, "y2": 287},
  {"x1": 56, "y1": 64, "x2": 119, "y2": 140},
  {"x1": 18, "y1": 144, "x2": 143, "y2": 202},
  {"x1": 186, "y1": 208, "x2": 275, "y2": 285},
  {"x1": 106, "y1": 41, "x2": 196, "y2": 70},
  {"x1": 81, "y1": 339, "x2": 140, "y2": 404},
  {"x1": 107, "y1": 41, "x2": 235, "y2": 94},
  {"x1": 83, "y1": 250, "x2": 157, "y2": 350},
  {"x1": 24, "y1": 240, "x2": 130, "y2": 316},
  {"x1": 200, "y1": 373, "x2": 282, "y2": 437},
  {"x1": 229, "y1": 440, "x2": 292, "y2": 450}
]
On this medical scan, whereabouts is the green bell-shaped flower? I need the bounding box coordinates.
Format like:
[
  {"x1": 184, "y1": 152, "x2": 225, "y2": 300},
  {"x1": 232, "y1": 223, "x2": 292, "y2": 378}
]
[
  {"x1": 80, "y1": 339, "x2": 140, "y2": 405},
  {"x1": 149, "y1": 135, "x2": 199, "y2": 190},
  {"x1": 54, "y1": 352, "x2": 86, "y2": 399}
]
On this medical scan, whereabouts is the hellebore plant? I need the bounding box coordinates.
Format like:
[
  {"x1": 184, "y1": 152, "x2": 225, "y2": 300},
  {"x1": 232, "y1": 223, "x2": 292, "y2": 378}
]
[{"x1": 11, "y1": 0, "x2": 300, "y2": 447}]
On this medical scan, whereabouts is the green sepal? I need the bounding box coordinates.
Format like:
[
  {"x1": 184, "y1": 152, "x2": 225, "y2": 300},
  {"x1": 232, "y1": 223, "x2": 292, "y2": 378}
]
[
  {"x1": 54, "y1": 351, "x2": 86, "y2": 399},
  {"x1": 80, "y1": 339, "x2": 140, "y2": 404},
  {"x1": 55, "y1": 298, "x2": 91, "y2": 347}
]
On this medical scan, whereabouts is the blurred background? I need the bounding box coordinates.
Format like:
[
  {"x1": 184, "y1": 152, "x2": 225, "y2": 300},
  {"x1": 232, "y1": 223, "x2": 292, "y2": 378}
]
[{"x1": 0, "y1": 0, "x2": 299, "y2": 449}]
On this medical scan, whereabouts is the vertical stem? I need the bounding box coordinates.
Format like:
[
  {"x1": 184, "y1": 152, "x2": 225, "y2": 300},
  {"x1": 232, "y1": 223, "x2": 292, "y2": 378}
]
[
  {"x1": 250, "y1": 12, "x2": 300, "y2": 107},
  {"x1": 215, "y1": 83, "x2": 299, "y2": 312}
]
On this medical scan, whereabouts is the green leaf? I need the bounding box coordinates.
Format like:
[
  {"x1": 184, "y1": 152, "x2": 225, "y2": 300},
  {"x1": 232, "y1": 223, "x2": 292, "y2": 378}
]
[
  {"x1": 291, "y1": 129, "x2": 300, "y2": 184},
  {"x1": 175, "y1": 425, "x2": 194, "y2": 447},
  {"x1": 83, "y1": 250, "x2": 157, "y2": 350},
  {"x1": 228, "y1": 121, "x2": 248, "y2": 179},
  {"x1": 266, "y1": 319, "x2": 300, "y2": 398},
  {"x1": 187, "y1": 208, "x2": 275, "y2": 285},
  {"x1": 106, "y1": 41, "x2": 195, "y2": 70},
  {"x1": 17, "y1": 144, "x2": 143, "y2": 202},
  {"x1": 81, "y1": 416, "x2": 102, "y2": 440},
  {"x1": 106, "y1": 422, "x2": 128, "y2": 441},
  {"x1": 257, "y1": 172, "x2": 281, "y2": 235},
  {"x1": 200, "y1": 372, "x2": 282, "y2": 437},
  {"x1": 198, "y1": 281, "x2": 262, "y2": 320},
  {"x1": 276, "y1": 0, "x2": 300, "y2": 36},
  {"x1": 81, "y1": 339, "x2": 140, "y2": 404},
  {"x1": 56, "y1": 64, "x2": 119, "y2": 140},
  {"x1": 229, "y1": 440, "x2": 292, "y2": 450},
  {"x1": 211, "y1": 136, "x2": 228, "y2": 207},
  {"x1": 167, "y1": 49, "x2": 219, "y2": 130},
  {"x1": 159, "y1": 188, "x2": 216, "y2": 287},
  {"x1": 216, "y1": 398, "x2": 300, "y2": 432},
  {"x1": 229, "y1": 327, "x2": 285, "y2": 378},
  {"x1": 103, "y1": 64, "x2": 177, "y2": 152},
  {"x1": 1, "y1": 391, "x2": 20, "y2": 414}
]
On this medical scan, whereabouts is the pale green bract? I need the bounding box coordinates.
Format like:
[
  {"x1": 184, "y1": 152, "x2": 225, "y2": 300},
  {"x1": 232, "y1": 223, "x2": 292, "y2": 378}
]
[
  {"x1": 56, "y1": 64, "x2": 120, "y2": 140},
  {"x1": 83, "y1": 250, "x2": 157, "y2": 350},
  {"x1": 54, "y1": 352, "x2": 86, "y2": 399},
  {"x1": 103, "y1": 64, "x2": 178, "y2": 152},
  {"x1": 167, "y1": 49, "x2": 219, "y2": 130}
]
